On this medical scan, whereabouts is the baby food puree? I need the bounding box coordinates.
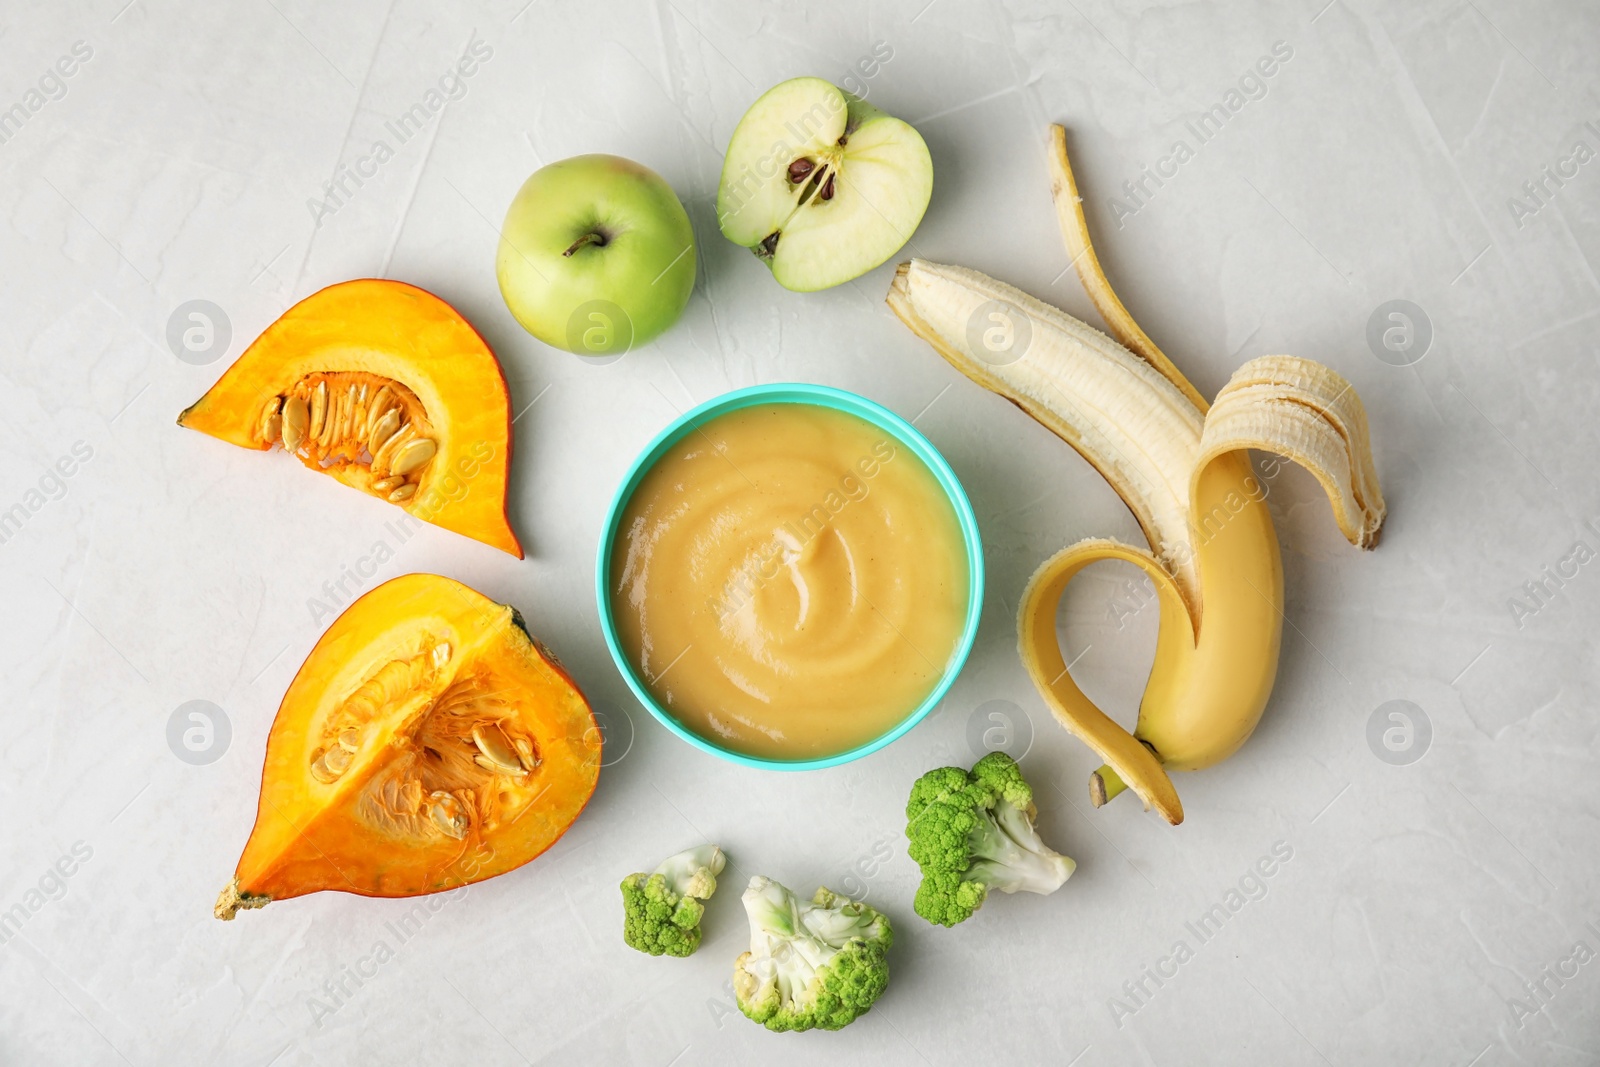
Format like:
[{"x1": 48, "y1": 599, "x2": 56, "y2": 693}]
[{"x1": 611, "y1": 403, "x2": 969, "y2": 760}]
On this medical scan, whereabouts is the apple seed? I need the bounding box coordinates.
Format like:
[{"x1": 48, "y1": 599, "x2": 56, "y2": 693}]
[{"x1": 787, "y1": 158, "x2": 815, "y2": 183}]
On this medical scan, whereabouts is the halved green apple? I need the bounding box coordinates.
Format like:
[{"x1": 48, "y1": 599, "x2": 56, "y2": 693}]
[{"x1": 716, "y1": 77, "x2": 933, "y2": 292}]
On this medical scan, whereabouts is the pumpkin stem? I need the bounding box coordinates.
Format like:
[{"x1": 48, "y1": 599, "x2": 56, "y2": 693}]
[{"x1": 214, "y1": 879, "x2": 272, "y2": 921}]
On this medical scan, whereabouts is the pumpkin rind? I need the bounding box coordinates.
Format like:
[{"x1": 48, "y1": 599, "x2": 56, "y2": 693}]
[
  {"x1": 178, "y1": 279, "x2": 523, "y2": 557},
  {"x1": 216, "y1": 574, "x2": 600, "y2": 918}
]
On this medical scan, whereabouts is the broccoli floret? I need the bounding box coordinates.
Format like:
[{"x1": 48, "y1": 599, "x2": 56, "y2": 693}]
[
  {"x1": 732, "y1": 876, "x2": 893, "y2": 1032},
  {"x1": 906, "y1": 751, "x2": 1075, "y2": 927},
  {"x1": 620, "y1": 844, "x2": 726, "y2": 957}
]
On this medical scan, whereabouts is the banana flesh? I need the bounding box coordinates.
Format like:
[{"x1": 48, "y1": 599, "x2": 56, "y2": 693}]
[
  {"x1": 886, "y1": 260, "x2": 1206, "y2": 610},
  {"x1": 1201, "y1": 356, "x2": 1385, "y2": 550},
  {"x1": 883, "y1": 125, "x2": 1384, "y2": 825}
]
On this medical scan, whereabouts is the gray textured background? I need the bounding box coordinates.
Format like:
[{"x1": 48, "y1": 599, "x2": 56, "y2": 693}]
[{"x1": 2, "y1": 1, "x2": 1598, "y2": 1064}]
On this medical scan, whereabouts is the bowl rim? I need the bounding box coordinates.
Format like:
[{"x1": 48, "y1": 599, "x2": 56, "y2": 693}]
[{"x1": 594, "y1": 382, "x2": 985, "y2": 771}]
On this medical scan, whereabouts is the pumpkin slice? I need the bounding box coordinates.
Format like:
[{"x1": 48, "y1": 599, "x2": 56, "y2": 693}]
[
  {"x1": 178, "y1": 279, "x2": 523, "y2": 557},
  {"x1": 215, "y1": 574, "x2": 600, "y2": 919}
]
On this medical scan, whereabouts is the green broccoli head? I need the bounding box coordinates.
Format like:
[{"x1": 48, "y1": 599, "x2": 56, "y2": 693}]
[
  {"x1": 620, "y1": 844, "x2": 726, "y2": 958},
  {"x1": 906, "y1": 751, "x2": 1075, "y2": 927},
  {"x1": 733, "y1": 876, "x2": 893, "y2": 1032},
  {"x1": 970, "y1": 749, "x2": 1036, "y2": 808}
]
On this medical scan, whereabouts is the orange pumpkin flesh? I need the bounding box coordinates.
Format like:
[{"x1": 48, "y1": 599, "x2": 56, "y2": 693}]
[
  {"x1": 215, "y1": 574, "x2": 600, "y2": 919},
  {"x1": 178, "y1": 279, "x2": 523, "y2": 558}
]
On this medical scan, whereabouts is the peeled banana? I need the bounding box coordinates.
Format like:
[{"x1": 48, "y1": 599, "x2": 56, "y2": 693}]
[{"x1": 885, "y1": 125, "x2": 1384, "y2": 825}]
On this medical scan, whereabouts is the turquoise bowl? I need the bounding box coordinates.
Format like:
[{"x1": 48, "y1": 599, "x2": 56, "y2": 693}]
[{"x1": 595, "y1": 383, "x2": 985, "y2": 771}]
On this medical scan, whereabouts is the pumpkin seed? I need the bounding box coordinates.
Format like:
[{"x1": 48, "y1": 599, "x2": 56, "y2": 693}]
[
  {"x1": 387, "y1": 483, "x2": 417, "y2": 503},
  {"x1": 389, "y1": 437, "x2": 437, "y2": 476},
  {"x1": 338, "y1": 727, "x2": 360, "y2": 752},
  {"x1": 472, "y1": 722, "x2": 524, "y2": 774},
  {"x1": 336, "y1": 384, "x2": 355, "y2": 441},
  {"x1": 309, "y1": 380, "x2": 328, "y2": 442},
  {"x1": 322, "y1": 745, "x2": 352, "y2": 775},
  {"x1": 310, "y1": 749, "x2": 341, "y2": 783},
  {"x1": 367, "y1": 409, "x2": 402, "y2": 454},
  {"x1": 328, "y1": 387, "x2": 341, "y2": 442},
  {"x1": 335, "y1": 384, "x2": 351, "y2": 442},
  {"x1": 514, "y1": 737, "x2": 539, "y2": 772},
  {"x1": 365, "y1": 386, "x2": 395, "y2": 437},
  {"x1": 259, "y1": 396, "x2": 282, "y2": 444},
  {"x1": 373, "y1": 475, "x2": 405, "y2": 492},
  {"x1": 282, "y1": 395, "x2": 309, "y2": 452},
  {"x1": 351, "y1": 384, "x2": 367, "y2": 437},
  {"x1": 324, "y1": 385, "x2": 342, "y2": 445},
  {"x1": 429, "y1": 791, "x2": 468, "y2": 839},
  {"x1": 371, "y1": 422, "x2": 412, "y2": 473}
]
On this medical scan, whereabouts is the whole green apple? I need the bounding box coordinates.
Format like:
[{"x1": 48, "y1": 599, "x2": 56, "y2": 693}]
[{"x1": 496, "y1": 154, "x2": 696, "y2": 356}]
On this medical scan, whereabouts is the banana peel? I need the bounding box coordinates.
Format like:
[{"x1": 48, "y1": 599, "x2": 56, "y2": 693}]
[{"x1": 885, "y1": 125, "x2": 1384, "y2": 825}]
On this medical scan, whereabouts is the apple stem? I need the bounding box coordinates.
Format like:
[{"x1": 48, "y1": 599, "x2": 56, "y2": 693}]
[{"x1": 563, "y1": 231, "x2": 608, "y2": 257}]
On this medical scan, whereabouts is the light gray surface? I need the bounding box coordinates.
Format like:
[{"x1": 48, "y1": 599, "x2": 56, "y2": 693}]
[{"x1": 3, "y1": 1, "x2": 1599, "y2": 1064}]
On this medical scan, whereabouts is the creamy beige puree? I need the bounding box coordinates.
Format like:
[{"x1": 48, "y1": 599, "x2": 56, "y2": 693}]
[{"x1": 612, "y1": 403, "x2": 969, "y2": 760}]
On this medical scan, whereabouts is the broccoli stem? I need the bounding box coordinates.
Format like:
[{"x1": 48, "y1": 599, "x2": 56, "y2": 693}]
[
  {"x1": 742, "y1": 877, "x2": 826, "y2": 1002},
  {"x1": 743, "y1": 875, "x2": 800, "y2": 938},
  {"x1": 654, "y1": 843, "x2": 726, "y2": 900},
  {"x1": 967, "y1": 798, "x2": 1076, "y2": 895},
  {"x1": 800, "y1": 895, "x2": 881, "y2": 947}
]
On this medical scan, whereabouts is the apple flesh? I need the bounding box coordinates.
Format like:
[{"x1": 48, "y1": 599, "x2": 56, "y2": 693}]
[
  {"x1": 497, "y1": 154, "x2": 696, "y2": 355},
  {"x1": 716, "y1": 78, "x2": 933, "y2": 292}
]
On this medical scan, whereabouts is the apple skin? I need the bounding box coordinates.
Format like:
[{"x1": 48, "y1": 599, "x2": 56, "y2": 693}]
[{"x1": 496, "y1": 154, "x2": 696, "y2": 355}]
